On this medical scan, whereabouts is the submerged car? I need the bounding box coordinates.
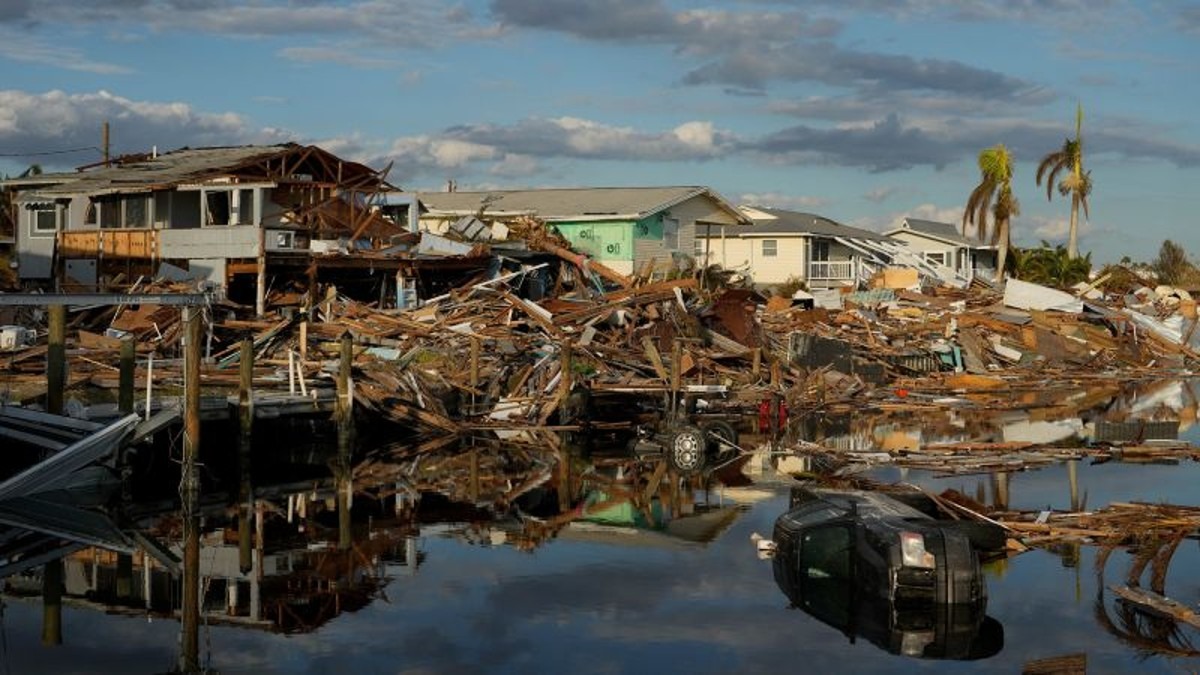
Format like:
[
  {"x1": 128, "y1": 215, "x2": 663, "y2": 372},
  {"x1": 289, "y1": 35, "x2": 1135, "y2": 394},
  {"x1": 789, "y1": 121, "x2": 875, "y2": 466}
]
[
  {"x1": 772, "y1": 485, "x2": 1004, "y2": 659},
  {"x1": 773, "y1": 485, "x2": 1002, "y2": 607}
]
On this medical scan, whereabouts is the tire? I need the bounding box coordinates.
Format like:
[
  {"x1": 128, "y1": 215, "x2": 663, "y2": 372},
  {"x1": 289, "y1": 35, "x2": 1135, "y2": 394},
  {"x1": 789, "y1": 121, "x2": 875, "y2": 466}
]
[
  {"x1": 700, "y1": 420, "x2": 739, "y2": 459},
  {"x1": 666, "y1": 426, "x2": 708, "y2": 474}
]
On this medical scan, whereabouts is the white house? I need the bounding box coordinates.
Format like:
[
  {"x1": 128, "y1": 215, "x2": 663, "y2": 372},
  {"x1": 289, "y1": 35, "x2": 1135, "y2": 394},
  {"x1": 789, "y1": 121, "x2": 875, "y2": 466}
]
[
  {"x1": 884, "y1": 218, "x2": 998, "y2": 282},
  {"x1": 696, "y1": 206, "x2": 891, "y2": 289}
]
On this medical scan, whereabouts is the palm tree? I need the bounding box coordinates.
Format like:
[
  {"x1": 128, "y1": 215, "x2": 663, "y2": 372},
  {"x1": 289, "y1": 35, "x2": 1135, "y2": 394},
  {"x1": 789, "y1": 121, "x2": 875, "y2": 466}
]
[
  {"x1": 1036, "y1": 104, "x2": 1091, "y2": 259},
  {"x1": 963, "y1": 144, "x2": 1019, "y2": 284}
]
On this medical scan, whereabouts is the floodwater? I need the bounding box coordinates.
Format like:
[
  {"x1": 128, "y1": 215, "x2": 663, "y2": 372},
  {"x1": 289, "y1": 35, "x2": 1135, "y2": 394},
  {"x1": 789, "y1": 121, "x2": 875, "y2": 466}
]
[{"x1": 2, "y1": 380, "x2": 1200, "y2": 673}]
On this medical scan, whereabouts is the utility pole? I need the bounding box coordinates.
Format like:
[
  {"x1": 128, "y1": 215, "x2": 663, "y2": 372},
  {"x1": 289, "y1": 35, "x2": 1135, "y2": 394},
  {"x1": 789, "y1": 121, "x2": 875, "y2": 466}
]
[{"x1": 102, "y1": 122, "x2": 110, "y2": 167}]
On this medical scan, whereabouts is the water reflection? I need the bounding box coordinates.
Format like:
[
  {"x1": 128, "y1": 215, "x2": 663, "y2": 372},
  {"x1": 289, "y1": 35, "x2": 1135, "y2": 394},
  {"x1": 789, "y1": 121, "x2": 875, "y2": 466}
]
[{"x1": 0, "y1": 379, "x2": 1198, "y2": 672}]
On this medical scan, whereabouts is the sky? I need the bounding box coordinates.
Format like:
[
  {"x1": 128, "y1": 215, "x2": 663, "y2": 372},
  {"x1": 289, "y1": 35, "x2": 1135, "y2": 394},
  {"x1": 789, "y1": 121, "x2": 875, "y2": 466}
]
[{"x1": 1, "y1": 0, "x2": 1198, "y2": 265}]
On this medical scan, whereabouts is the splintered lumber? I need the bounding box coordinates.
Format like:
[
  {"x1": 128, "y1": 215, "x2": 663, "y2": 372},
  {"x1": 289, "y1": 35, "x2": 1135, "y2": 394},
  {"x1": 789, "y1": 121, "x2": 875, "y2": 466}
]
[
  {"x1": 1110, "y1": 585, "x2": 1200, "y2": 629},
  {"x1": 1022, "y1": 653, "x2": 1086, "y2": 675}
]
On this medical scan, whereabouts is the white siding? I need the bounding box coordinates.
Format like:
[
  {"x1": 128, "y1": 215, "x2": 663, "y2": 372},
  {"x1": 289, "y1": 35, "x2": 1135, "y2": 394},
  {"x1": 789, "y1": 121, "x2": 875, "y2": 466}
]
[
  {"x1": 697, "y1": 232, "x2": 807, "y2": 285},
  {"x1": 160, "y1": 225, "x2": 261, "y2": 259},
  {"x1": 635, "y1": 194, "x2": 742, "y2": 273},
  {"x1": 888, "y1": 232, "x2": 962, "y2": 271}
]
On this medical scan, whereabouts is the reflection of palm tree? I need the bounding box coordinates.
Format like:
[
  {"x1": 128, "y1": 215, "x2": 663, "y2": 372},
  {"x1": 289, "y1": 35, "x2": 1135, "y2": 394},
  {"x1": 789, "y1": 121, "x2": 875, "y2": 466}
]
[
  {"x1": 1036, "y1": 105, "x2": 1091, "y2": 259},
  {"x1": 963, "y1": 145, "x2": 1019, "y2": 283},
  {"x1": 1093, "y1": 534, "x2": 1200, "y2": 656}
]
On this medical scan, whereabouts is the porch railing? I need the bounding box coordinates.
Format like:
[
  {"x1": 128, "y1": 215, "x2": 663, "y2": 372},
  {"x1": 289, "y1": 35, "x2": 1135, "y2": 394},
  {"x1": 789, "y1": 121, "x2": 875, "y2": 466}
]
[{"x1": 808, "y1": 260, "x2": 854, "y2": 280}]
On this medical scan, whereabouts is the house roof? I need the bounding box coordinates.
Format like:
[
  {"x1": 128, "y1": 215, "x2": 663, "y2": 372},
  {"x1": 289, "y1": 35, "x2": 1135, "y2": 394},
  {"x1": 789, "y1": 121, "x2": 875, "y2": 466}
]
[
  {"x1": 886, "y1": 217, "x2": 994, "y2": 249},
  {"x1": 704, "y1": 206, "x2": 887, "y2": 241},
  {"x1": 416, "y1": 186, "x2": 749, "y2": 224},
  {"x1": 5, "y1": 144, "x2": 388, "y2": 199}
]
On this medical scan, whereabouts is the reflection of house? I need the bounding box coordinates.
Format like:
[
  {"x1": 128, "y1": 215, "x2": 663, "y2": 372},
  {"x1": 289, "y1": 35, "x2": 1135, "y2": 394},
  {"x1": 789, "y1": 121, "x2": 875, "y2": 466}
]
[
  {"x1": 884, "y1": 218, "x2": 998, "y2": 283},
  {"x1": 697, "y1": 206, "x2": 890, "y2": 289},
  {"x1": 1, "y1": 144, "x2": 399, "y2": 308},
  {"x1": 417, "y1": 187, "x2": 749, "y2": 276}
]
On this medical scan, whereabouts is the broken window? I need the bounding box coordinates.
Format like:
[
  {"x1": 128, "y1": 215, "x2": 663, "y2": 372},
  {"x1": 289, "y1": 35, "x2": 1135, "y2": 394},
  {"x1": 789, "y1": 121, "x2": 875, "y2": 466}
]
[
  {"x1": 762, "y1": 239, "x2": 778, "y2": 257},
  {"x1": 925, "y1": 251, "x2": 947, "y2": 266},
  {"x1": 237, "y1": 189, "x2": 256, "y2": 225},
  {"x1": 84, "y1": 201, "x2": 97, "y2": 227},
  {"x1": 206, "y1": 191, "x2": 231, "y2": 225}
]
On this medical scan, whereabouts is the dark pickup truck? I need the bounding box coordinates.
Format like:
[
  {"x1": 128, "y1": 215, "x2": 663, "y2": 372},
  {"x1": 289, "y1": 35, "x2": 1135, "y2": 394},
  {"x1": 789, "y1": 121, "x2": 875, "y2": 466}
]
[{"x1": 772, "y1": 485, "x2": 1004, "y2": 660}]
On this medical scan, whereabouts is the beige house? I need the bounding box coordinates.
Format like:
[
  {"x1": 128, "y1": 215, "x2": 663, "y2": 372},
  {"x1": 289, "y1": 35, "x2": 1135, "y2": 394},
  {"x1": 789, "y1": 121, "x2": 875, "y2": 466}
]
[
  {"x1": 697, "y1": 206, "x2": 891, "y2": 289},
  {"x1": 884, "y1": 218, "x2": 998, "y2": 282}
]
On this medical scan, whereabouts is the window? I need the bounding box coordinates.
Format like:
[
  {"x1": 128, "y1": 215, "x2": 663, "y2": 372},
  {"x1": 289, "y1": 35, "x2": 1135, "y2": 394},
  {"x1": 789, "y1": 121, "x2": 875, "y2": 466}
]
[
  {"x1": 124, "y1": 196, "x2": 148, "y2": 228},
  {"x1": 762, "y1": 239, "x2": 778, "y2": 257},
  {"x1": 237, "y1": 189, "x2": 256, "y2": 224},
  {"x1": 924, "y1": 251, "x2": 947, "y2": 266},
  {"x1": 100, "y1": 199, "x2": 120, "y2": 229},
  {"x1": 811, "y1": 240, "x2": 830, "y2": 261},
  {"x1": 205, "y1": 191, "x2": 231, "y2": 225},
  {"x1": 30, "y1": 206, "x2": 56, "y2": 236},
  {"x1": 84, "y1": 202, "x2": 97, "y2": 226},
  {"x1": 662, "y1": 217, "x2": 679, "y2": 249}
]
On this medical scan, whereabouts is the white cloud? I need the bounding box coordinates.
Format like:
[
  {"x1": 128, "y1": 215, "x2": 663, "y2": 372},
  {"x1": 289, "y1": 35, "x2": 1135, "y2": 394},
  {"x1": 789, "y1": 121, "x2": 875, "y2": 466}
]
[
  {"x1": 737, "y1": 192, "x2": 828, "y2": 211},
  {"x1": 0, "y1": 89, "x2": 289, "y2": 161}
]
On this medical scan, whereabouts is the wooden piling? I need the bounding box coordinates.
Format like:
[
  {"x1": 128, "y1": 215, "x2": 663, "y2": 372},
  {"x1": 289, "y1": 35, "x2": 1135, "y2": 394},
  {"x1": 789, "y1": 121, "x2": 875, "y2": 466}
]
[
  {"x1": 41, "y1": 558, "x2": 62, "y2": 646},
  {"x1": 239, "y1": 338, "x2": 254, "y2": 574},
  {"x1": 118, "y1": 338, "x2": 135, "y2": 414},
  {"x1": 115, "y1": 553, "x2": 133, "y2": 600},
  {"x1": 336, "y1": 333, "x2": 354, "y2": 552},
  {"x1": 47, "y1": 304, "x2": 66, "y2": 415},
  {"x1": 179, "y1": 307, "x2": 202, "y2": 674}
]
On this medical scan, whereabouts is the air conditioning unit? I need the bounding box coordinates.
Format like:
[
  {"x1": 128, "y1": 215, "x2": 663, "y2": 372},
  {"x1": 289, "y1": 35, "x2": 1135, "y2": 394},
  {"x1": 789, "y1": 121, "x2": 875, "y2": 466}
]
[
  {"x1": 266, "y1": 229, "x2": 295, "y2": 251},
  {"x1": 0, "y1": 326, "x2": 33, "y2": 352}
]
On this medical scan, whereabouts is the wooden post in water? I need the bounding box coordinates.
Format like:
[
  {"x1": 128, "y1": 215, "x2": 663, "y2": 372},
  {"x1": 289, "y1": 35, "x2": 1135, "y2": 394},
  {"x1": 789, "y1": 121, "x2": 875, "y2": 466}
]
[
  {"x1": 119, "y1": 338, "x2": 135, "y2": 414},
  {"x1": 179, "y1": 307, "x2": 202, "y2": 674},
  {"x1": 116, "y1": 552, "x2": 133, "y2": 600},
  {"x1": 47, "y1": 304, "x2": 66, "y2": 415},
  {"x1": 469, "y1": 448, "x2": 480, "y2": 503},
  {"x1": 1068, "y1": 459, "x2": 1080, "y2": 512},
  {"x1": 41, "y1": 558, "x2": 63, "y2": 646},
  {"x1": 238, "y1": 337, "x2": 254, "y2": 575},
  {"x1": 993, "y1": 471, "x2": 1010, "y2": 511},
  {"x1": 336, "y1": 333, "x2": 355, "y2": 552}
]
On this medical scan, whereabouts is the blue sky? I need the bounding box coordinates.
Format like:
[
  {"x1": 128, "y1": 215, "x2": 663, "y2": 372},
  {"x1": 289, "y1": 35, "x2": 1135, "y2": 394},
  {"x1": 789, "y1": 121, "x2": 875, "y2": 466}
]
[{"x1": 1, "y1": 0, "x2": 1198, "y2": 264}]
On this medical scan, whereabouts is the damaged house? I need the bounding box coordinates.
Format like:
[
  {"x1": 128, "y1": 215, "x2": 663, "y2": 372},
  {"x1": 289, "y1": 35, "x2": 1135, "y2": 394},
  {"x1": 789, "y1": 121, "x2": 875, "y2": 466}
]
[
  {"x1": 0, "y1": 144, "x2": 406, "y2": 311},
  {"x1": 697, "y1": 206, "x2": 895, "y2": 290},
  {"x1": 884, "y1": 217, "x2": 999, "y2": 284},
  {"x1": 416, "y1": 186, "x2": 749, "y2": 277}
]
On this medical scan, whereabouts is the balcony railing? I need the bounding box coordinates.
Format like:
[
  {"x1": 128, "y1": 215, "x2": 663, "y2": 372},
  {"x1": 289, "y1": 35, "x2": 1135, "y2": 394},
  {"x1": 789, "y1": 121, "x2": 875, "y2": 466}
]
[{"x1": 808, "y1": 260, "x2": 855, "y2": 280}]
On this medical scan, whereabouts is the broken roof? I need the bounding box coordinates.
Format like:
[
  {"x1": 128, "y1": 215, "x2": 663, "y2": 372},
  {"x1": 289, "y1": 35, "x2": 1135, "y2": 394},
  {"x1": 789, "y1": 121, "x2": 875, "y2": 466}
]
[
  {"x1": 6, "y1": 144, "x2": 389, "y2": 199},
  {"x1": 713, "y1": 206, "x2": 887, "y2": 241},
  {"x1": 888, "y1": 217, "x2": 994, "y2": 249},
  {"x1": 416, "y1": 186, "x2": 749, "y2": 224}
]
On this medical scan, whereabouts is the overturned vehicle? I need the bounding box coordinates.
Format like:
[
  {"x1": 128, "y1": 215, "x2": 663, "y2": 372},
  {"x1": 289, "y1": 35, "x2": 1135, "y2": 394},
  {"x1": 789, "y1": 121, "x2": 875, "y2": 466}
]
[{"x1": 771, "y1": 485, "x2": 1004, "y2": 660}]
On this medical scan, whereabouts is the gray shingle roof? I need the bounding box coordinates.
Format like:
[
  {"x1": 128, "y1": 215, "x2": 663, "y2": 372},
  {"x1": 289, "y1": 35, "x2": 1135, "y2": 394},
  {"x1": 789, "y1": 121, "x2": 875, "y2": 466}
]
[
  {"x1": 417, "y1": 186, "x2": 747, "y2": 223},
  {"x1": 714, "y1": 206, "x2": 886, "y2": 240},
  {"x1": 890, "y1": 217, "x2": 992, "y2": 248}
]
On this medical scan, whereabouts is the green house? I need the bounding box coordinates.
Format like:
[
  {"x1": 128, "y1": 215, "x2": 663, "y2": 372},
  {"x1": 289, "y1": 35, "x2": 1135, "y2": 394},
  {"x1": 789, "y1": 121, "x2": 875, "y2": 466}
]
[{"x1": 417, "y1": 186, "x2": 749, "y2": 276}]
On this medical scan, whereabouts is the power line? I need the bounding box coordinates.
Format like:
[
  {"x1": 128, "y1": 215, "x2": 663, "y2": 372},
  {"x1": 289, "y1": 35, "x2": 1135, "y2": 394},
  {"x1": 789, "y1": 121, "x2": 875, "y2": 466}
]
[{"x1": 0, "y1": 146, "x2": 103, "y2": 158}]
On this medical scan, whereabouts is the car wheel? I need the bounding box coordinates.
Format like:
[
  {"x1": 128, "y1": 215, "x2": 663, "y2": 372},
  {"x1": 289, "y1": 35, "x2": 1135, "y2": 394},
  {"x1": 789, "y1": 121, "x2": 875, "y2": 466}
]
[
  {"x1": 666, "y1": 426, "x2": 707, "y2": 474},
  {"x1": 700, "y1": 420, "x2": 739, "y2": 460}
]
